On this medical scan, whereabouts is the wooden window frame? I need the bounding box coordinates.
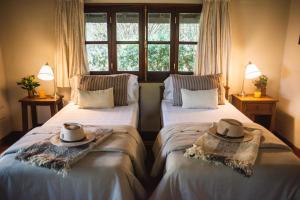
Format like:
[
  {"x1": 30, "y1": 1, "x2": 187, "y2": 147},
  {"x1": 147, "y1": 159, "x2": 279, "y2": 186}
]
[{"x1": 85, "y1": 4, "x2": 202, "y2": 82}]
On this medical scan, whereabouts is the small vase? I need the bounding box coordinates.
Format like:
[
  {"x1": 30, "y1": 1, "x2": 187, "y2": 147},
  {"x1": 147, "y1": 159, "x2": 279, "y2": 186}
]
[
  {"x1": 254, "y1": 91, "x2": 261, "y2": 98},
  {"x1": 261, "y1": 86, "x2": 267, "y2": 96},
  {"x1": 27, "y1": 90, "x2": 35, "y2": 98}
]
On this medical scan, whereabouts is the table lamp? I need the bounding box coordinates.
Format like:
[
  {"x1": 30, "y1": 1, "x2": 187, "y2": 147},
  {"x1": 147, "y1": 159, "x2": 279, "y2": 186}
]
[
  {"x1": 239, "y1": 62, "x2": 261, "y2": 97},
  {"x1": 37, "y1": 63, "x2": 57, "y2": 98}
]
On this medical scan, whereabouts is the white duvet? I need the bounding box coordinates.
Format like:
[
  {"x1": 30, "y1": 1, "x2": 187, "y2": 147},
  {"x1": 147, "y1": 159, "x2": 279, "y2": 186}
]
[
  {"x1": 45, "y1": 102, "x2": 139, "y2": 128},
  {"x1": 161, "y1": 99, "x2": 251, "y2": 126}
]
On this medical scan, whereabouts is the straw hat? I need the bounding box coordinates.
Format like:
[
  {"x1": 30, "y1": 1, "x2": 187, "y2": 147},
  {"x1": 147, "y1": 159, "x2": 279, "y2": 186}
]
[
  {"x1": 50, "y1": 133, "x2": 96, "y2": 147},
  {"x1": 50, "y1": 123, "x2": 95, "y2": 147},
  {"x1": 208, "y1": 119, "x2": 253, "y2": 143}
]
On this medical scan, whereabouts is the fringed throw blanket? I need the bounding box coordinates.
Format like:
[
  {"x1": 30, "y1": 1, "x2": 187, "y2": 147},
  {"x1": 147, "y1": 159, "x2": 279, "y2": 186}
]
[
  {"x1": 184, "y1": 131, "x2": 261, "y2": 177},
  {"x1": 151, "y1": 123, "x2": 291, "y2": 178},
  {"x1": 15, "y1": 129, "x2": 112, "y2": 176}
]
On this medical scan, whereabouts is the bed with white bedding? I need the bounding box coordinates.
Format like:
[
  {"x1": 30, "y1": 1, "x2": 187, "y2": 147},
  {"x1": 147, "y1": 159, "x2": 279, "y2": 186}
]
[
  {"x1": 45, "y1": 102, "x2": 139, "y2": 128},
  {"x1": 151, "y1": 100, "x2": 300, "y2": 200},
  {"x1": 161, "y1": 99, "x2": 251, "y2": 126},
  {"x1": 0, "y1": 102, "x2": 146, "y2": 200},
  {"x1": 0, "y1": 74, "x2": 146, "y2": 200}
]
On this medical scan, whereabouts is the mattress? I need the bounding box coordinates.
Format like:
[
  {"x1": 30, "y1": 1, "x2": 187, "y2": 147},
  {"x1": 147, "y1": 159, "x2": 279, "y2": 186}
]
[
  {"x1": 44, "y1": 102, "x2": 139, "y2": 128},
  {"x1": 161, "y1": 99, "x2": 252, "y2": 127}
]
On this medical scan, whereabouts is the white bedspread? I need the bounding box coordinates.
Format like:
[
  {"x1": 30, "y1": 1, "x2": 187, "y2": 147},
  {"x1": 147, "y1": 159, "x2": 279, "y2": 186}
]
[
  {"x1": 0, "y1": 102, "x2": 145, "y2": 200},
  {"x1": 161, "y1": 100, "x2": 251, "y2": 126},
  {"x1": 45, "y1": 102, "x2": 139, "y2": 128},
  {"x1": 151, "y1": 100, "x2": 300, "y2": 200}
]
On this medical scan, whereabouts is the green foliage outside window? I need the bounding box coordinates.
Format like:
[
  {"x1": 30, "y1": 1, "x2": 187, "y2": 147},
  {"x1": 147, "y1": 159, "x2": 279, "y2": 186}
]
[
  {"x1": 86, "y1": 42, "x2": 197, "y2": 72},
  {"x1": 85, "y1": 14, "x2": 199, "y2": 72}
]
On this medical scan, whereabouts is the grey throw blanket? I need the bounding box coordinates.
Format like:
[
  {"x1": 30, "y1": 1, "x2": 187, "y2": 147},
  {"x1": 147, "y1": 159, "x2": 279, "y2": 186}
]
[
  {"x1": 184, "y1": 131, "x2": 261, "y2": 177},
  {"x1": 15, "y1": 129, "x2": 112, "y2": 176}
]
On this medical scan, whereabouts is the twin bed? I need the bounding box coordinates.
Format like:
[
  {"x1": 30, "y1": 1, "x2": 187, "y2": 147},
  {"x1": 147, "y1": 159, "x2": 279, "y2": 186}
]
[
  {"x1": 1, "y1": 73, "x2": 300, "y2": 200},
  {"x1": 150, "y1": 87, "x2": 300, "y2": 200},
  {"x1": 0, "y1": 75, "x2": 146, "y2": 200}
]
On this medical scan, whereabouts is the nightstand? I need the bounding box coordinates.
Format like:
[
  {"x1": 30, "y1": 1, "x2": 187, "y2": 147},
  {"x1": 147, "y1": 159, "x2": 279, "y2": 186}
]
[
  {"x1": 231, "y1": 94, "x2": 278, "y2": 131},
  {"x1": 19, "y1": 95, "x2": 64, "y2": 132}
]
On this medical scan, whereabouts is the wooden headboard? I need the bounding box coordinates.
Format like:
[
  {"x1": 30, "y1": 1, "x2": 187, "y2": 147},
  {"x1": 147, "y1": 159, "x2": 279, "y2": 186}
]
[{"x1": 159, "y1": 85, "x2": 230, "y2": 101}]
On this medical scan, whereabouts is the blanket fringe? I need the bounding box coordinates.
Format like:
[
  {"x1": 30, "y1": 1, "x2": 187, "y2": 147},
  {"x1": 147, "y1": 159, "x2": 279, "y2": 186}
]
[{"x1": 184, "y1": 145, "x2": 253, "y2": 177}]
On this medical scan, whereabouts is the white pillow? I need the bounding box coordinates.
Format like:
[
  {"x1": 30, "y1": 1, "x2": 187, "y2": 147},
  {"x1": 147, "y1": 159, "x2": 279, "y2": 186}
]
[
  {"x1": 163, "y1": 76, "x2": 173, "y2": 101},
  {"x1": 127, "y1": 74, "x2": 139, "y2": 104},
  {"x1": 78, "y1": 88, "x2": 114, "y2": 109},
  {"x1": 181, "y1": 88, "x2": 218, "y2": 109}
]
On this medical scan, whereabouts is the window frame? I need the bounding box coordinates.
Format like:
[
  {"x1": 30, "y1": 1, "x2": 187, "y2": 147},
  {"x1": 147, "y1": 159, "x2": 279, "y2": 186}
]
[{"x1": 85, "y1": 4, "x2": 202, "y2": 82}]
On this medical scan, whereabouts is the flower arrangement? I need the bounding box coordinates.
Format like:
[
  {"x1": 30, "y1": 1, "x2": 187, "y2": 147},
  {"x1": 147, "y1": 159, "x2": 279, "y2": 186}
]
[
  {"x1": 17, "y1": 75, "x2": 40, "y2": 97},
  {"x1": 253, "y1": 75, "x2": 268, "y2": 96}
]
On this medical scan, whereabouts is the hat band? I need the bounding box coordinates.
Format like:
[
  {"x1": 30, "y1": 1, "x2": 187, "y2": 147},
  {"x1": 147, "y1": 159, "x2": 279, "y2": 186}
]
[
  {"x1": 216, "y1": 132, "x2": 244, "y2": 140},
  {"x1": 60, "y1": 136, "x2": 86, "y2": 143}
]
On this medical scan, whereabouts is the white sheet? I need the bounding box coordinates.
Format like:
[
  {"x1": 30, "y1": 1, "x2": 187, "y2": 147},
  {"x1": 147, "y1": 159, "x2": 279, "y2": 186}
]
[
  {"x1": 44, "y1": 102, "x2": 139, "y2": 128},
  {"x1": 161, "y1": 99, "x2": 252, "y2": 127}
]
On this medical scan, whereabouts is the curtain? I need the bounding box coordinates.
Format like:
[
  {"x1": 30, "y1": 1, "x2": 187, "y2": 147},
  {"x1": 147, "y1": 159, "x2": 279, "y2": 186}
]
[
  {"x1": 195, "y1": 0, "x2": 231, "y2": 86},
  {"x1": 55, "y1": 0, "x2": 88, "y2": 89}
]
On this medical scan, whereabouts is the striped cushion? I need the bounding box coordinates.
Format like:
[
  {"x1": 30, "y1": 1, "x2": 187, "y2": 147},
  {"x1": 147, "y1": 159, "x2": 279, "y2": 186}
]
[
  {"x1": 171, "y1": 74, "x2": 225, "y2": 106},
  {"x1": 78, "y1": 74, "x2": 129, "y2": 106}
]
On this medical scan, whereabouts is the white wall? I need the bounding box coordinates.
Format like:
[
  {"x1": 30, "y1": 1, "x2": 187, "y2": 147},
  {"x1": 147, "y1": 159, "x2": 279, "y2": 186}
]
[
  {"x1": 276, "y1": 0, "x2": 300, "y2": 148},
  {"x1": 229, "y1": 0, "x2": 290, "y2": 98},
  {"x1": 0, "y1": 46, "x2": 12, "y2": 139},
  {"x1": 0, "y1": 0, "x2": 56, "y2": 130}
]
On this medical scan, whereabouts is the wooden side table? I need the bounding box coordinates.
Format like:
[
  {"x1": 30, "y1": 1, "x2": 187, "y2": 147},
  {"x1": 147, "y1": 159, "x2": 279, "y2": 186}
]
[
  {"x1": 231, "y1": 94, "x2": 278, "y2": 131},
  {"x1": 19, "y1": 95, "x2": 64, "y2": 132}
]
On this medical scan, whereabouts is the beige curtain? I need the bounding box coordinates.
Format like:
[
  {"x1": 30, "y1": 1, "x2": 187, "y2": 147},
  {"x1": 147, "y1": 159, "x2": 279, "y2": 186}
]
[
  {"x1": 195, "y1": 0, "x2": 231, "y2": 86},
  {"x1": 55, "y1": 0, "x2": 88, "y2": 88}
]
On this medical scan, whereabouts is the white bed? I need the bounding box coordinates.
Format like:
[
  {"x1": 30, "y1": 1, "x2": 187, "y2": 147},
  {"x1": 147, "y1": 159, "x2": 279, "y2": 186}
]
[
  {"x1": 0, "y1": 82, "x2": 146, "y2": 200},
  {"x1": 45, "y1": 101, "x2": 139, "y2": 128},
  {"x1": 161, "y1": 99, "x2": 251, "y2": 127},
  {"x1": 151, "y1": 98, "x2": 300, "y2": 200}
]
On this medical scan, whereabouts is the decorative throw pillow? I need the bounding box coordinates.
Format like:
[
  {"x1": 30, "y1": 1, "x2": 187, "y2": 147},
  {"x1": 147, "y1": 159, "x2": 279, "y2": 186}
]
[
  {"x1": 78, "y1": 88, "x2": 114, "y2": 109},
  {"x1": 78, "y1": 74, "x2": 129, "y2": 106},
  {"x1": 181, "y1": 88, "x2": 218, "y2": 109},
  {"x1": 171, "y1": 74, "x2": 225, "y2": 106}
]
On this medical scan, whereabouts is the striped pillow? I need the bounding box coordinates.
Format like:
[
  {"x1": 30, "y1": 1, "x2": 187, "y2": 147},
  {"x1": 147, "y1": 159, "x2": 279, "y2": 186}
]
[
  {"x1": 78, "y1": 74, "x2": 129, "y2": 106},
  {"x1": 171, "y1": 74, "x2": 225, "y2": 106}
]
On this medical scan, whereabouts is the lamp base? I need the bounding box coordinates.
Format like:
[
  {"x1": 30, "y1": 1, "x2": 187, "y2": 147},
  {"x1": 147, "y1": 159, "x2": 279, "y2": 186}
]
[
  {"x1": 238, "y1": 91, "x2": 246, "y2": 97},
  {"x1": 53, "y1": 93, "x2": 58, "y2": 99}
]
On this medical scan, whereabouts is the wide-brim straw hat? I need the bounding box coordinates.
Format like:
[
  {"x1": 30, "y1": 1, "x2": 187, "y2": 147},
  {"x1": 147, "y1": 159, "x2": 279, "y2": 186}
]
[
  {"x1": 208, "y1": 119, "x2": 254, "y2": 143},
  {"x1": 50, "y1": 133, "x2": 96, "y2": 147}
]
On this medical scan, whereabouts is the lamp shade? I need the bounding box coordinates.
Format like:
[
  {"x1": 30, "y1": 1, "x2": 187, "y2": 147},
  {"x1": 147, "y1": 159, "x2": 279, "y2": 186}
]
[
  {"x1": 245, "y1": 63, "x2": 261, "y2": 79},
  {"x1": 38, "y1": 63, "x2": 54, "y2": 81}
]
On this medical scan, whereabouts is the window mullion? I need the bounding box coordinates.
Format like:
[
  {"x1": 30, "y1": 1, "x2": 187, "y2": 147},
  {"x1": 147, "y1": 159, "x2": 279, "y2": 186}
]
[
  {"x1": 107, "y1": 10, "x2": 112, "y2": 74},
  {"x1": 170, "y1": 11, "x2": 177, "y2": 74},
  {"x1": 174, "y1": 11, "x2": 180, "y2": 74},
  {"x1": 141, "y1": 6, "x2": 147, "y2": 81},
  {"x1": 110, "y1": 10, "x2": 117, "y2": 74}
]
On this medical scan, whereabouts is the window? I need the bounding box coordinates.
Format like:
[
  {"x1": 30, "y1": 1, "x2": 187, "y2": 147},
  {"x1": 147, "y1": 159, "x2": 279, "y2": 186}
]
[
  {"x1": 85, "y1": 4, "x2": 201, "y2": 81},
  {"x1": 148, "y1": 13, "x2": 171, "y2": 72},
  {"x1": 178, "y1": 13, "x2": 201, "y2": 72},
  {"x1": 85, "y1": 13, "x2": 109, "y2": 71},
  {"x1": 116, "y1": 12, "x2": 140, "y2": 71}
]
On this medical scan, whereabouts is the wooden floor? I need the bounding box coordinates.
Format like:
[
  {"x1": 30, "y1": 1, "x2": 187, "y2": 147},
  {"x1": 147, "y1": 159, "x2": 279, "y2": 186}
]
[{"x1": 0, "y1": 133, "x2": 23, "y2": 154}]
